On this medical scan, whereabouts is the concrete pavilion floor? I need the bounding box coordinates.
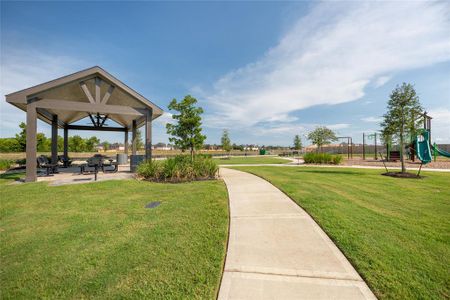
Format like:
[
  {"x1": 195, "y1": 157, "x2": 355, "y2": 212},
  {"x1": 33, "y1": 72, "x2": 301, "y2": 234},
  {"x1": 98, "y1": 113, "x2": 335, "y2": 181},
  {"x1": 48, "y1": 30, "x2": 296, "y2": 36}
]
[{"x1": 36, "y1": 164, "x2": 133, "y2": 186}]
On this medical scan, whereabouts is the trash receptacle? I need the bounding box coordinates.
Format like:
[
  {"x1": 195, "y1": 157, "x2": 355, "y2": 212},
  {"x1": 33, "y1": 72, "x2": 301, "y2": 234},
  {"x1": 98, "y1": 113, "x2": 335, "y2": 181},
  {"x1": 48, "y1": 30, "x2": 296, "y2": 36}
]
[
  {"x1": 259, "y1": 149, "x2": 266, "y2": 155},
  {"x1": 130, "y1": 155, "x2": 145, "y2": 172},
  {"x1": 116, "y1": 153, "x2": 128, "y2": 165}
]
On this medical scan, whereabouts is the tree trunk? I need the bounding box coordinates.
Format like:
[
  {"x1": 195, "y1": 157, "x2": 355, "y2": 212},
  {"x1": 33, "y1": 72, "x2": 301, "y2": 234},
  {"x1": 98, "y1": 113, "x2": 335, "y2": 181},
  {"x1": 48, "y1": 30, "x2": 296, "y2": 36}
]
[
  {"x1": 400, "y1": 132, "x2": 405, "y2": 173},
  {"x1": 400, "y1": 106, "x2": 406, "y2": 173}
]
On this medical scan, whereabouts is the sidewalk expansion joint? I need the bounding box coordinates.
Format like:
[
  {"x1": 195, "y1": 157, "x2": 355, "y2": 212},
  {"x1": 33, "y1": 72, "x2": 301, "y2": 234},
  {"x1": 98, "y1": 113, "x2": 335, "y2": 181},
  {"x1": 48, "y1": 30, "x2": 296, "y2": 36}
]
[
  {"x1": 231, "y1": 214, "x2": 307, "y2": 219},
  {"x1": 224, "y1": 269, "x2": 363, "y2": 282}
]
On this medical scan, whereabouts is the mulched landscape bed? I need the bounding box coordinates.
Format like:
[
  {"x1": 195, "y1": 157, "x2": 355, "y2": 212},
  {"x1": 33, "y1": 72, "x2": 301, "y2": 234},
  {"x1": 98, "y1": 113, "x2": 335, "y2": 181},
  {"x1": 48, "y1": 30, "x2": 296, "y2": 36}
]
[
  {"x1": 343, "y1": 158, "x2": 450, "y2": 169},
  {"x1": 381, "y1": 172, "x2": 422, "y2": 179}
]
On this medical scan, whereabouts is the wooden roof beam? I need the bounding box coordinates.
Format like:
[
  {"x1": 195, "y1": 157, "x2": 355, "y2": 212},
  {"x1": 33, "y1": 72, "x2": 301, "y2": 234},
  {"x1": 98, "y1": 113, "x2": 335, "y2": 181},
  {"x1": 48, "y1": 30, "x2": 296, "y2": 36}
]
[
  {"x1": 35, "y1": 99, "x2": 146, "y2": 116},
  {"x1": 80, "y1": 81, "x2": 95, "y2": 104}
]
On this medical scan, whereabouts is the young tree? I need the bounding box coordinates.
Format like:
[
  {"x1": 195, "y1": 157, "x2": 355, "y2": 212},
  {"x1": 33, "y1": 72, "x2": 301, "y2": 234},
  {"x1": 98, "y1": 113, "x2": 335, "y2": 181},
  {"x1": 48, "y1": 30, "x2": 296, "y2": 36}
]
[
  {"x1": 166, "y1": 95, "x2": 206, "y2": 160},
  {"x1": 36, "y1": 133, "x2": 50, "y2": 152},
  {"x1": 69, "y1": 135, "x2": 86, "y2": 152},
  {"x1": 15, "y1": 122, "x2": 27, "y2": 152},
  {"x1": 135, "y1": 129, "x2": 144, "y2": 150},
  {"x1": 221, "y1": 129, "x2": 232, "y2": 157},
  {"x1": 381, "y1": 83, "x2": 422, "y2": 173},
  {"x1": 57, "y1": 136, "x2": 64, "y2": 152},
  {"x1": 85, "y1": 136, "x2": 100, "y2": 152},
  {"x1": 0, "y1": 138, "x2": 21, "y2": 152},
  {"x1": 293, "y1": 135, "x2": 302, "y2": 150},
  {"x1": 102, "y1": 141, "x2": 110, "y2": 151},
  {"x1": 307, "y1": 127, "x2": 337, "y2": 152}
]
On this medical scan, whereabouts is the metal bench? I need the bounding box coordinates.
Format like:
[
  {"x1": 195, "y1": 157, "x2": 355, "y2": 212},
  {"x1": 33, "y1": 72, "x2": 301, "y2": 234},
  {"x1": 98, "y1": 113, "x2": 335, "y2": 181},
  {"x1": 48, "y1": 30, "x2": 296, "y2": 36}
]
[{"x1": 37, "y1": 156, "x2": 58, "y2": 176}]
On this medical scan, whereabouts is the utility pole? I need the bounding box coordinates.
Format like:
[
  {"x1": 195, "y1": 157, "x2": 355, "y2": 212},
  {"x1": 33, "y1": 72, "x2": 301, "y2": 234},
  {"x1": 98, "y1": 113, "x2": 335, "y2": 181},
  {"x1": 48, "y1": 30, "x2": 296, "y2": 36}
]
[
  {"x1": 363, "y1": 133, "x2": 366, "y2": 160},
  {"x1": 374, "y1": 133, "x2": 378, "y2": 160}
]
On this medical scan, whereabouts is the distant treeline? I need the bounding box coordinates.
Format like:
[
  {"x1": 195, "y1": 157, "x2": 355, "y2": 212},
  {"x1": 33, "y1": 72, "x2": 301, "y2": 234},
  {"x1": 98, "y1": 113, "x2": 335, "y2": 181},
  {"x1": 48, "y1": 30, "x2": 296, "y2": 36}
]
[{"x1": 0, "y1": 122, "x2": 101, "y2": 153}]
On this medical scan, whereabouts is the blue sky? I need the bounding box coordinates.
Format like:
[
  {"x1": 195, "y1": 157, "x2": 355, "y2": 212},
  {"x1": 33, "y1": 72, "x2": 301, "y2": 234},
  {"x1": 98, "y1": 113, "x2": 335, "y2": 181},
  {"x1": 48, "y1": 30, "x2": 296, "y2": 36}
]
[{"x1": 1, "y1": 1, "x2": 449, "y2": 145}]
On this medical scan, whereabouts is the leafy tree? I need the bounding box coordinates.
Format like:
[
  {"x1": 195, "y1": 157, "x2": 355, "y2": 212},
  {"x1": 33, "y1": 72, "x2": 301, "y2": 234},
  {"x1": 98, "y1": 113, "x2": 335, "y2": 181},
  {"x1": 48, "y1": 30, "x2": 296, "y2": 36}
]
[
  {"x1": 0, "y1": 138, "x2": 21, "y2": 152},
  {"x1": 102, "y1": 141, "x2": 110, "y2": 151},
  {"x1": 221, "y1": 129, "x2": 232, "y2": 156},
  {"x1": 381, "y1": 83, "x2": 422, "y2": 173},
  {"x1": 36, "y1": 133, "x2": 50, "y2": 152},
  {"x1": 57, "y1": 136, "x2": 64, "y2": 152},
  {"x1": 11, "y1": 122, "x2": 53, "y2": 152},
  {"x1": 293, "y1": 135, "x2": 302, "y2": 150},
  {"x1": 233, "y1": 144, "x2": 244, "y2": 151},
  {"x1": 85, "y1": 136, "x2": 100, "y2": 152},
  {"x1": 135, "y1": 129, "x2": 144, "y2": 150},
  {"x1": 166, "y1": 95, "x2": 206, "y2": 160},
  {"x1": 69, "y1": 135, "x2": 86, "y2": 152},
  {"x1": 15, "y1": 122, "x2": 27, "y2": 152},
  {"x1": 307, "y1": 127, "x2": 337, "y2": 152}
]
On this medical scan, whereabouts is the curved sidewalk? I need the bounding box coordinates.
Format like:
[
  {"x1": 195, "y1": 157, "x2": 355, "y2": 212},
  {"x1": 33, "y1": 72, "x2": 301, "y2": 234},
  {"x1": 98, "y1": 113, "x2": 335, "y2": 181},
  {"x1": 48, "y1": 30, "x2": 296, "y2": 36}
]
[{"x1": 218, "y1": 168, "x2": 376, "y2": 300}]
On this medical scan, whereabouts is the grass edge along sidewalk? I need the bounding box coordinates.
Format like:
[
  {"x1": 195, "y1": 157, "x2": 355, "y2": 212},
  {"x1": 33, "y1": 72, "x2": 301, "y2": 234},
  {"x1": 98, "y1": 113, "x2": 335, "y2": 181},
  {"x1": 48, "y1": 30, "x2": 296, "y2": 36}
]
[
  {"x1": 214, "y1": 155, "x2": 290, "y2": 165},
  {"x1": 231, "y1": 166, "x2": 450, "y2": 299},
  {"x1": 0, "y1": 173, "x2": 229, "y2": 299}
]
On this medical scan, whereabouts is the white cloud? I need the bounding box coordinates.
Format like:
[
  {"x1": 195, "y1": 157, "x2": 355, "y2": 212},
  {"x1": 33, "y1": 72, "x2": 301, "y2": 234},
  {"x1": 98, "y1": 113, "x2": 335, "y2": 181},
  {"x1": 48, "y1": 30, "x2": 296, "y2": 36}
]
[
  {"x1": 251, "y1": 122, "x2": 350, "y2": 138},
  {"x1": 427, "y1": 108, "x2": 450, "y2": 143},
  {"x1": 328, "y1": 123, "x2": 350, "y2": 130},
  {"x1": 154, "y1": 112, "x2": 173, "y2": 125},
  {"x1": 361, "y1": 116, "x2": 382, "y2": 123},
  {"x1": 0, "y1": 49, "x2": 88, "y2": 137},
  {"x1": 204, "y1": 1, "x2": 450, "y2": 129},
  {"x1": 373, "y1": 76, "x2": 391, "y2": 88}
]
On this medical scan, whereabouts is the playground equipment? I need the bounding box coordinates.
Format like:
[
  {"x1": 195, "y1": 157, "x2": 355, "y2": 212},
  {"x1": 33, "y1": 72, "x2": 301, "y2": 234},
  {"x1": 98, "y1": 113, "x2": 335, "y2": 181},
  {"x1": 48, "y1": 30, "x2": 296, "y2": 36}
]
[
  {"x1": 415, "y1": 130, "x2": 432, "y2": 164},
  {"x1": 337, "y1": 136, "x2": 353, "y2": 159},
  {"x1": 375, "y1": 111, "x2": 448, "y2": 172},
  {"x1": 414, "y1": 112, "x2": 450, "y2": 162},
  {"x1": 409, "y1": 112, "x2": 449, "y2": 176},
  {"x1": 362, "y1": 133, "x2": 378, "y2": 160},
  {"x1": 432, "y1": 143, "x2": 450, "y2": 159}
]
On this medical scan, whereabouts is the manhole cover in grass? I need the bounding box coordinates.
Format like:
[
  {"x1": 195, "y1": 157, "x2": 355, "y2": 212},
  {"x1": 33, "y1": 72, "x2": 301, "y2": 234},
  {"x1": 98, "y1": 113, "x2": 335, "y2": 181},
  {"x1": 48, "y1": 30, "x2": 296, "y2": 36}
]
[{"x1": 145, "y1": 201, "x2": 161, "y2": 209}]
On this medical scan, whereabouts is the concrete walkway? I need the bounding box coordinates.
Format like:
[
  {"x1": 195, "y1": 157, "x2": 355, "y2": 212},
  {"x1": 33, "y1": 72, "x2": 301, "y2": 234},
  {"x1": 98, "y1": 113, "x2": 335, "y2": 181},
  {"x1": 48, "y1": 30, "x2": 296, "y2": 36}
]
[
  {"x1": 218, "y1": 163, "x2": 450, "y2": 172},
  {"x1": 218, "y1": 168, "x2": 376, "y2": 300}
]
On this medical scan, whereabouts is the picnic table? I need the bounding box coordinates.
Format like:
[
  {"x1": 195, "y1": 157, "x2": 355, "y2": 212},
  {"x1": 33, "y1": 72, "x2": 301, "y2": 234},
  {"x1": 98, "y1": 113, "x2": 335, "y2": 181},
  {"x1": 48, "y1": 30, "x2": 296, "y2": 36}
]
[{"x1": 79, "y1": 155, "x2": 118, "y2": 180}]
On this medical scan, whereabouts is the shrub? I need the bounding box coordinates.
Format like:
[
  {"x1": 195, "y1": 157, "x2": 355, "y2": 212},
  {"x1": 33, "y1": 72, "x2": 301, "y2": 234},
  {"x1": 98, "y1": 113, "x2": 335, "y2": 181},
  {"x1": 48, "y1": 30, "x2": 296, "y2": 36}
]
[
  {"x1": 332, "y1": 155, "x2": 343, "y2": 165},
  {"x1": 0, "y1": 159, "x2": 14, "y2": 171},
  {"x1": 15, "y1": 158, "x2": 26, "y2": 166},
  {"x1": 137, "y1": 154, "x2": 218, "y2": 182},
  {"x1": 303, "y1": 152, "x2": 342, "y2": 165}
]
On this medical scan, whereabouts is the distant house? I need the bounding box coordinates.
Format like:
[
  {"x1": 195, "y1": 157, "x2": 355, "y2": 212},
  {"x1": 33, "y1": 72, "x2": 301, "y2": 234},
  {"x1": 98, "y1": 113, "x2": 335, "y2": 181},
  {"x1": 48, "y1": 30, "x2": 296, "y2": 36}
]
[
  {"x1": 305, "y1": 143, "x2": 353, "y2": 152},
  {"x1": 109, "y1": 143, "x2": 125, "y2": 151},
  {"x1": 244, "y1": 145, "x2": 259, "y2": 151},
  {"x1": 153, "y1": 143, "x2": 173, "y2": 150},
  {"x1": 204, "y1": 144, "x2": 220, "y2": 150}
]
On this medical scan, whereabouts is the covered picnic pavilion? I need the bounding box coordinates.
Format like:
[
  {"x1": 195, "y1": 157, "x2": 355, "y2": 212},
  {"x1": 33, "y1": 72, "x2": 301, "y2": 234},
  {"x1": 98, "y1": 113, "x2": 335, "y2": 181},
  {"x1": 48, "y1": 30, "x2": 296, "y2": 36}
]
[{"x1": 5, "y1": 66, "x2": 163, "y2": 182}]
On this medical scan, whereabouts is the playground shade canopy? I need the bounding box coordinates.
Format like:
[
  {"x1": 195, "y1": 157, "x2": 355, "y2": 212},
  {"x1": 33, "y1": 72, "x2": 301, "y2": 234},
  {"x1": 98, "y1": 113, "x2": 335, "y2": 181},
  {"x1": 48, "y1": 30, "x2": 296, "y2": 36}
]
[{"x1": 5, "y1": 66, "x2": 164, "y2": 182}]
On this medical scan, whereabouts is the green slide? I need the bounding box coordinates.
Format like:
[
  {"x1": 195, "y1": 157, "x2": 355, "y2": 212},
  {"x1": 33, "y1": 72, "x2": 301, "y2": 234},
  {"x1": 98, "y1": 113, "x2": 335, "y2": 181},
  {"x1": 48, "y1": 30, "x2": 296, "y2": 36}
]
[
  {"x1": 415, "y1": 130, "x2": 432, "y2": 164},
  {"x1": 432, "y1": 143, "x2": 450, "y2": 158}
]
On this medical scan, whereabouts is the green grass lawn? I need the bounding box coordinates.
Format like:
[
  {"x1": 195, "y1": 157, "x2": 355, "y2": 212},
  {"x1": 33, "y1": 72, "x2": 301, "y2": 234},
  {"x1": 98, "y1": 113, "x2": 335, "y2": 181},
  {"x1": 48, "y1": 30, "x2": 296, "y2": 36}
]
[
  {"x1": 232, "y1": 166, "x2": 450, "y2": 299},
  {"x1": 214, "y1": 155, "x2": 289, "y2": 165},
  {"x1": 0, "y1": 173, "x2": 228, "y2": 299}
]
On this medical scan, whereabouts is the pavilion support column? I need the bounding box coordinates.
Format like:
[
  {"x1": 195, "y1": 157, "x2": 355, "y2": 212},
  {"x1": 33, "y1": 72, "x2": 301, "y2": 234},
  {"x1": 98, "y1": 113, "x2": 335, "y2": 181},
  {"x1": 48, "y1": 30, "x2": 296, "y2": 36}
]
[
  {"x1": 63, "y1": 126, "x2": 69, "y2": 159},
  {"x1": 124, "y1": 128, "x2": 129, "y2": 155},
  {"x1": 131, "y1": 120, "x2": 137, "y2": 155},
  {"x1": 51, "y1": 114, "x2": 58, "y2": 164},
  {"x1": 25, "y1": 103, "x2": 37, "y2": 182},
  {"x1": 145, "y1": 109, "x2": 152, "y2": 160}
]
